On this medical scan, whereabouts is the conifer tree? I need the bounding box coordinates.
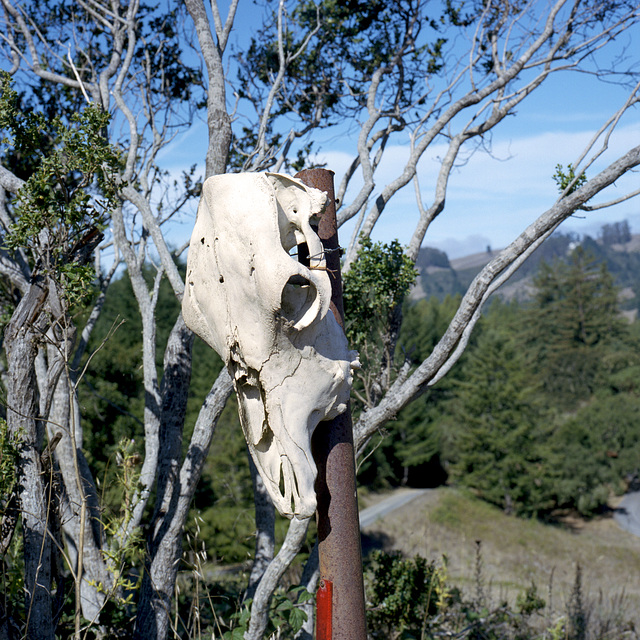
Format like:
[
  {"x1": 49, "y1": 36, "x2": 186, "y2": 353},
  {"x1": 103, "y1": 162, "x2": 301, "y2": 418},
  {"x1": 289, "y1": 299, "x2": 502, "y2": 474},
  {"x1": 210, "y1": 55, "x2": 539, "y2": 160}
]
[
  {"x1": 528, "y1": 246, "x2": 625, "y2": 404},
  {"x1": 446, "y1": 328, "x2": 551, "y2": 516}
]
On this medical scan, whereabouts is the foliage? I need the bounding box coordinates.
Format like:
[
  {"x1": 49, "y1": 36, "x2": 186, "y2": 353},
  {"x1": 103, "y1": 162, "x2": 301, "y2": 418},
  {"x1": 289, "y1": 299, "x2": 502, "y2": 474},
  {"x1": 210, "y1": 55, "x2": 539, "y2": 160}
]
[
  {"x1": 365, "y1": 549, "x2": 552, "y2": 640},
  {"x1": 552, "y1": 163, "x2": 587, "y2": 195},
  {"x1": 357, "y1": 388, "x2": 449, "y2": 489},
  {"x1": 79, "y1": 273, "x2": 150, "y2": 490},
  {"x1": 64, "y1": 437, "x2": 146, "y2": 638},
  {"x1": 548, "y1": 391, "x2": 640, "y2": 515},
  {"x1": 365, "y1": 550, "x2": 448, "y2": 639},
  {"x1": 0, "y1": 419, "x2": 19, "y2": 507},
  {"x1": 232, "y1": 0, "x2": 465, "y2": 169},
  {"x1": 446, "y1": 326, "x2": 553, "y2": 516},
  {"x1": 0, "y1": 72, "x2": 121, "y2": 306},
  {"x1": 343, "y1": 236, "x2": 417, "y2": 408},
  {"x1": 397, "y1": 294, "x2": 461, "y2": 366},
  {"x1": 179, "y1": 583, "x2": 313, "y2": 640},
  {"x1": 343, "y1": 236, "x2": 417, "y2": 353},
  {"x1": 362, "y1": 295, "x2": 462, "y2": 489},
  {"x1": 567, "y1": 564, "x2": 587, "y2": 640},
  {"x1": 0, "y1": 417, "x2": 21, "y2": 620},
  {"x1": 0, "y1": 533, "x2": 25, "y2": 632},
  {"x1": 357, "y1": 293, "x2": 459, "y2": 488},
  {"x1": 371, "y1": 245, "x2": 640, "y2": 519},
  {"x1": 101, "y1": 438, "x2": 146, "y2": 571},
  {"x1": 364, "y1": 546, "x2": 637, "y2": 639},
  {"x1": 526, "y1": 246, "x2": 626, "y2": 404}
]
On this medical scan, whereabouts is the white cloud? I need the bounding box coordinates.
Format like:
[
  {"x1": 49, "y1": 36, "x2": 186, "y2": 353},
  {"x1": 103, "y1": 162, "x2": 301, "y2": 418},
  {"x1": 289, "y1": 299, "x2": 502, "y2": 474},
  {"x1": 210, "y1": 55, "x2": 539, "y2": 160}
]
[
  {"x1": 316, "y1": 121, "x2": 640, "y2": 258},
  {"x1": 158, "y1": 114, "x2": 638, "y2": 262}
]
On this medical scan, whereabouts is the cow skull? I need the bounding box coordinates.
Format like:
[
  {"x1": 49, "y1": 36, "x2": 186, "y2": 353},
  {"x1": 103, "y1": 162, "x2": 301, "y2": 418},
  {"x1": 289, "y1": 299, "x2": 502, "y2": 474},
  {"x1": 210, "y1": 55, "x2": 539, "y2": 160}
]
[{"x1": 182, "y1": 172, "x2": 359, "y2": 519}]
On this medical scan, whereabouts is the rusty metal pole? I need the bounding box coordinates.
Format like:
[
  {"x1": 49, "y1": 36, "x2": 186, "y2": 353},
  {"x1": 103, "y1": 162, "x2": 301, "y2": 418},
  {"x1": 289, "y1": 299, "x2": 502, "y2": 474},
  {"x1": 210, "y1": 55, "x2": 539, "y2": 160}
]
[{"x1": 295, "y1": 168, "x2": 367, "y2": 640}]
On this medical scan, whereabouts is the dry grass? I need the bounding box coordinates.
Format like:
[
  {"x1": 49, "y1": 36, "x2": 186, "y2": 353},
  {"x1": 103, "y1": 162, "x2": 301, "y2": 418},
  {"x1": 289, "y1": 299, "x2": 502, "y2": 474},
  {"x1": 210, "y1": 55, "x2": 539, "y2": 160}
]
[{"x1": 361, "y1": 487, "x2": 640, "y2": 620}]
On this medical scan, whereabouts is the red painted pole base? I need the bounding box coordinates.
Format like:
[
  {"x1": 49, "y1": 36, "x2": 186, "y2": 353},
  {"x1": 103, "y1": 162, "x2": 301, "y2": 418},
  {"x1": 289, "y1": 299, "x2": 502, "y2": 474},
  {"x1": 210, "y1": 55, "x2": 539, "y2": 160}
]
[{"x1": 316, "y1": 579, "x2": 333, "y2": 640}]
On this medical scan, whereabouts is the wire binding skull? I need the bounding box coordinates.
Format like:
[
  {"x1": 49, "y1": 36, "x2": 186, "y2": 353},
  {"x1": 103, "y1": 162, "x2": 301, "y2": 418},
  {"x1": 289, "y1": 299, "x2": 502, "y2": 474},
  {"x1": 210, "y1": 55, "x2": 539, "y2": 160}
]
[{"x1": 182, "y1": 172, "x2": 359, "y2": 519}]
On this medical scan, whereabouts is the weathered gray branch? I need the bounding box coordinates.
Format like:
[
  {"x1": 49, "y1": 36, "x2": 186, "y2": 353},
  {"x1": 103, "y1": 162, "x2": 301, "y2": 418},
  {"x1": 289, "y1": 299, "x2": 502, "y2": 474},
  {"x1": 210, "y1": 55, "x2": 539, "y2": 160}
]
[
  {"x1": 354, "y1": 141, "x2": 640, "y2": 451},
  {"x1": 245, "y1": 517, "x2": 310, "y2": 640},
  {"x1": 184, "y1": 0, "x2": 233, "y2": 177},
  {"x1": 134, "y1": 365, "x2": 233, "y2": 640},
  {"x1": 340, "y1": 0, "x2": 640, "y2": 269},
  {"x1": 4, "y1": 278, "x2": 54, "y2": 639},
  {"x1": 0, "y1": 165, "x2": 25, "y2": 193},
  {"x1": 246, "y1": 456, "x2": 276, "y2": 602}
]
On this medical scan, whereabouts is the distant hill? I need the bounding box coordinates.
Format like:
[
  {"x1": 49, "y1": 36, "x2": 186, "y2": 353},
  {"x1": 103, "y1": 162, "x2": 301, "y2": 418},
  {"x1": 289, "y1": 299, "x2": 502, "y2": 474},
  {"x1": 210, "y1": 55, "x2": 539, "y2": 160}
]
[{"x1": 411, "y1": 229, "x2": 640, "y2": 318}]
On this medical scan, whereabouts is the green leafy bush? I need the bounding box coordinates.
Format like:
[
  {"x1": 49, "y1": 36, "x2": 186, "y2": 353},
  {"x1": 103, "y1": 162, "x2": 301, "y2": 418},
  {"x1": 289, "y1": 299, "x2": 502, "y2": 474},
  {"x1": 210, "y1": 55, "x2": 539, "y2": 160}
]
[
  {"x1": 343, "y1": 236, "x2": 417, "y2": 354},
  {"x1": 365, "y1": 550, "x2": 452, "y2": 639},
  {"x1": 363, "y1": 550, "x2": 583, "y2": 640},
  {"x1": 1, "y1": 71, "x2": 121, "y2": 307}
]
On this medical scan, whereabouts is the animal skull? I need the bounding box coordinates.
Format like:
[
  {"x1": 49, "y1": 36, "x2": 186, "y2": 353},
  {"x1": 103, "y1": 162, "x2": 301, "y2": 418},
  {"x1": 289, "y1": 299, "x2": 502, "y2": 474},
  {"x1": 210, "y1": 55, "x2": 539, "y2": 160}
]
[{"x1": 182, "y1": 172, "x2": 359, "y2": 519}]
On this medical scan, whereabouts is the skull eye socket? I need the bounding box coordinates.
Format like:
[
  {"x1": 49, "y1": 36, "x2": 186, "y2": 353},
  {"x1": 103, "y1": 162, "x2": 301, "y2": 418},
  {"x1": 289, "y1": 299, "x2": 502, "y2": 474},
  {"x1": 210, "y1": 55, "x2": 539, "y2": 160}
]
[{"x1": 281, "y1": 275, "x2": 316, "y2": 325}]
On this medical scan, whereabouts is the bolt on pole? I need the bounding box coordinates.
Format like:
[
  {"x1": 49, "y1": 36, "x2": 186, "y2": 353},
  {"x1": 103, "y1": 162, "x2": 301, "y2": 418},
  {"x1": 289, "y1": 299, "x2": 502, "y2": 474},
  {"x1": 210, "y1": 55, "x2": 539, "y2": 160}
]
[{"x1": 295, "y1": 168, "x2": 367, "y2": 640}]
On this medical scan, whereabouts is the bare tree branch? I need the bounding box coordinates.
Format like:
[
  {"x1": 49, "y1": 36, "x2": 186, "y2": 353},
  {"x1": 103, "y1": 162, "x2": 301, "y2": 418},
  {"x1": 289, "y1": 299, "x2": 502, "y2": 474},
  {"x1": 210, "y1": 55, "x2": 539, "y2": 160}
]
[
  {"x1": 354, "y1": 141, "x2": 640, "y2": 451},
  {"x1": 245, "y1": 517, "x2": 310, "y2": 640},
  {"x1": 0, "y1": 165, "x2": 25, "y2": 193},
  {"x1": 338, "y1": 0, "x2": 640, "y2": 269}
]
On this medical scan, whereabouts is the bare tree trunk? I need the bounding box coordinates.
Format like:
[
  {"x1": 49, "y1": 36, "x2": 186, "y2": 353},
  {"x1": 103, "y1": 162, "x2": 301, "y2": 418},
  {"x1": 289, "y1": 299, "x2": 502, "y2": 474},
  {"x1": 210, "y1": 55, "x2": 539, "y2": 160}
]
[
  {"x1": 5, "y1": 281, "x2": 54, "y2": 640},
  {"x1": 245, "y1": 456, "x2": 275, "y2": 602},
  {"x1": 135, "y1": 315, "x2": 194, "y2": 639},
  {"x1": 183, "y1": 0, "x2": 234, "y2": 178},
  {"x1": 133, "y1": 3, "x2": 236, "y2": 636},
  {"x1": 244, "y1": 518, "x2": 310, "y2": 640},
  {"x1": 134, "y1": 367, "x2": 232, "y2": 640},
  {"x1": 47, "y1": 372, "x2": 111, "y2": 622},
  {"x1": 134, "y1": 317, "x2": 233, "y2": 640}
]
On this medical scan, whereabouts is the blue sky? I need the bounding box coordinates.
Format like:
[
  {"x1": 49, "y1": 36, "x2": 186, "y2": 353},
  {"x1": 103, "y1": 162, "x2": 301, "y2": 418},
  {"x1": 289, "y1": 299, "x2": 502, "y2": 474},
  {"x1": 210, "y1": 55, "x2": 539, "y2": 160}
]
[
  {"x1": 164, "y1": 2, "x2": 640, "y2": 260},
  {"x1": 313, "y1": 73, "x2": 639, "y2": 258}
]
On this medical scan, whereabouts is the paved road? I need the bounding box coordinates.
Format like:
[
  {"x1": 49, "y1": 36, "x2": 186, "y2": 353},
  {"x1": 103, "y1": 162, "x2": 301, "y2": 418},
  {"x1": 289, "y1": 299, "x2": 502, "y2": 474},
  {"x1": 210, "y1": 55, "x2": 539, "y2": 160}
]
[
  {"x1": 358, "y1": 487, "x2": 640, "y2": 538},
  {"x1": 615, "y1": 491, "x2": 640, "y2": 537},
  {"x1": 359, "y1": 488, "x2": 430, "y2": 528}
]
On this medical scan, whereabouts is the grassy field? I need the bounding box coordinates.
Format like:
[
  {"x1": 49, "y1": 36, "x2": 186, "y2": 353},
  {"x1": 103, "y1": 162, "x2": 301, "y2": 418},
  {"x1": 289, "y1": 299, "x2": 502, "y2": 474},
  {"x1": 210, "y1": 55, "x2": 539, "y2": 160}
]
[{"x1": 360, "y1": 487, "x2": 640, "y2": 626}]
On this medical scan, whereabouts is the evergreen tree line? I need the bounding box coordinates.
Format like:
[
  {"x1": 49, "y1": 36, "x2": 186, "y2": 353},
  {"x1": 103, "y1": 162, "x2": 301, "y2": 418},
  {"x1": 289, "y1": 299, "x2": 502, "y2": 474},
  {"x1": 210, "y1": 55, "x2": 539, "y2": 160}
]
[{"x1": 363, "y1": 243, "x2": 640, "y2": 519}]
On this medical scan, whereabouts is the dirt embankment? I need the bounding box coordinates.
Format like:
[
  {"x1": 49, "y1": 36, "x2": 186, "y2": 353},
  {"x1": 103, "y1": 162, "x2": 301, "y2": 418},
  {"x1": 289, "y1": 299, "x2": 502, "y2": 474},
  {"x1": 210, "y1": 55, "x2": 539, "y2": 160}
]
[{"x1": 360, "y1": 487, "x2": 640, "y2": 615}]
